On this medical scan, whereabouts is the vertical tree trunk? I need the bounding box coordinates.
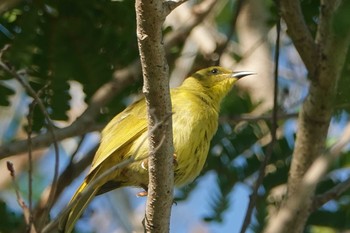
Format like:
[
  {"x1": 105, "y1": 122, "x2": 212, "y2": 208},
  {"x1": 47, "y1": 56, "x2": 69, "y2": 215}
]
[{"x1": 135, "y1": 0, "x2": 174, "y2": 232}]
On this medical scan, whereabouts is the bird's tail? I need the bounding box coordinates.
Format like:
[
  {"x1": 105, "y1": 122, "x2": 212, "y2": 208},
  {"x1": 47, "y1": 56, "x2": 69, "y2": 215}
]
[{"x1": 59, "y1": 180, "x2": 99, "y2": 233}]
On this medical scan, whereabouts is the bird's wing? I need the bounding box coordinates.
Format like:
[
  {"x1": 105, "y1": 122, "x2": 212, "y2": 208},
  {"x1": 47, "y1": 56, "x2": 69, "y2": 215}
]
[{"x1": 89, "y1": 98, "x2": 148, "y2": 173}]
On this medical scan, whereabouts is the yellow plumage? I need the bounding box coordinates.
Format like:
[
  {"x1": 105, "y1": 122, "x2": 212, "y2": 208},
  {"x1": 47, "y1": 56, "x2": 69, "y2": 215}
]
[{"x1": 61, "y1": 66, "x2": 253, "y2": 232}]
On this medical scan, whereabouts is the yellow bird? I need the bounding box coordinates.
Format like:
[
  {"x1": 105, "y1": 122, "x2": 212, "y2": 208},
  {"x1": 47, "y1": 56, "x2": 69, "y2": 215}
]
[{"x1": 61, "y1": 66, "x2": 253, "y2": 232}]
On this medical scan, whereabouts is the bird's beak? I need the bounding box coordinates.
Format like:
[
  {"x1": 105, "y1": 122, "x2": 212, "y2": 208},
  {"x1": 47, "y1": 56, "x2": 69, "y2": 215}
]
[{"x1": 232, "y1": 71, "x2": 256, "y2": 79}]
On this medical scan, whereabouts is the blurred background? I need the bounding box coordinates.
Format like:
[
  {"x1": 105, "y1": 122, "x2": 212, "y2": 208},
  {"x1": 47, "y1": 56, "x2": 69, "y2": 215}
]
[{"x1": 1, "y1": 0, "x2": 350, "y2": 232}]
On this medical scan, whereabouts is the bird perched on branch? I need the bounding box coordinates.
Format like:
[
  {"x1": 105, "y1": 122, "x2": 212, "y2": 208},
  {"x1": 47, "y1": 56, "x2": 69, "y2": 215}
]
[{"x1": 61, "y1": 66, "x2": 253, "y2": 232}]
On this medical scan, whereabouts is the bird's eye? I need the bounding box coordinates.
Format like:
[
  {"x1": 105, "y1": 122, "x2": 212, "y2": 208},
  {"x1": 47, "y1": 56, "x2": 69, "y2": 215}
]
[{"x1": 211, "y1": 68, "x2": 219, "y2": 74}]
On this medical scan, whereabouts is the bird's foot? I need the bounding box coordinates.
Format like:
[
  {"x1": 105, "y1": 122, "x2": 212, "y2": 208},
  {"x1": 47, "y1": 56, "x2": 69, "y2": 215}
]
[{"x1": 137, "y1": 190, "x2": 148, "y2": 197}]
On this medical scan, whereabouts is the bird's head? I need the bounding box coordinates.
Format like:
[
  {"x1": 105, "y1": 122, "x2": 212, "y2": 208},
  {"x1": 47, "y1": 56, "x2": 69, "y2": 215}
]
[{"x1": 182, "y1": 66, "x2": 254, "y2": 102}]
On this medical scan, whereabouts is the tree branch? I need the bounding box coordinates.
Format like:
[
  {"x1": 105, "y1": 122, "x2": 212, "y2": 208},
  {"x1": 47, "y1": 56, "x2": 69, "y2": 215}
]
[
  {"x1": 0, "y1": 60, "x2": 140, "y2": 159},
  {"x1": 6, "y1": 161, "x2": 36, "y2": 232},
  {"x1": 0, "y1": 48, "x2": 60, "y2": 229},
  {"x1": 265, "y1": 124, "x2": 350, "y2": 233},
  {"x1": 263, "y1": 123, "x2": 350, "y2": 233},
  {"x1": 239, "y1": 16, "x2": 281, "y2": 233},
  {"x1": 279, "y1": 0, "x2": 317, "y2": 74},
  {"x1": 0, "y1": 119, "x2": 102, "y2": 160},
  {"x1": 262, "y1": 1, "x2": 350, "y2": 233},
  {"x1": 312, "y1": 177, "x2": 350, "y2": 211},
  {"x1": 216, "y1": 0, "x2": 245, "y2": 61},
  {"x1": 135, "y1": 0, "x2": 179, "y2": 231},
  {"x1": 34, "y1": 146, "x2": 97, "y2": 221},
  {"x1": 220, "y1": 112, "x2": 298, "y2": 124}
]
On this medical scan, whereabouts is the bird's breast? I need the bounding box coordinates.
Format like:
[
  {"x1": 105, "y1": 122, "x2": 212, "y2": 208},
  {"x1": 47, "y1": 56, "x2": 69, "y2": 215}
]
[{"x1": 171, "y1": 101, "x2": 219, "y2": 186}]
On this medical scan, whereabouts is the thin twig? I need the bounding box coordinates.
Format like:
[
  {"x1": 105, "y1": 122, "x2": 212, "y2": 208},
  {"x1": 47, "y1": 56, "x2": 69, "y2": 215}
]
[
  {"x1": 239, "y1": 33, "x2": 269, "y2": 63},
  {"x1": 7, "y1": 161, "x2": 37, "y2": 233},
  {"x1": 70, "y1": 135, "x2": 87, "y2": 163},
  {"x1": 312, "y1": 177, "x2": 350, "y2": 211},
  {"x1": 7, "y1": 161, "x2": 29, "y2": 218},
  {"x1": 27, "y1": 100, "x2": 35, "y2": 230},
  {"x1": 33, "y1": 135, "x2": 93, "y2": 221},
  {"x1": 239, "y1": 17, "x2": 281, "y2": 233},
  {"x1": 53, "y1": 146, "x2": 97, "y2": 204},
  {"x1": 220, "y1": 112, "x2": 298, "y2": 124},
  {"x1": 311, "y1": 124, "x2": 350, "y2": 210},
  {"x1": 216, "y1": 0, "x2": 245, "y2": 63},
  {"x1": 164, "y1": 0, "x2": 217, "y2": 53},
  {"x1": 271, "y1": 18, "x2": 281, "y2": 157},
  {"x1": 279, "y1": 0, "x2": 317, "y2": 74},
  {"x1": 0, "y1": 46, "x2": 60, "y2": 228},
  {"x1": 0, "y1": 121, "x2": 103, "y2": 159},
  {"x1": 26, "y1": 79, "x2": 52, "y2": 229}
]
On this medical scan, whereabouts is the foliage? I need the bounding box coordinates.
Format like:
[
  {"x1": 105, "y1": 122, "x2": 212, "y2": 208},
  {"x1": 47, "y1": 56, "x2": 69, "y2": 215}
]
[
  {"x1": 1, "y1": 0, "x2": 139, "y2": 130},
  {"x1": 0, "y1": 201, "x2": 25, "y2": 233}
]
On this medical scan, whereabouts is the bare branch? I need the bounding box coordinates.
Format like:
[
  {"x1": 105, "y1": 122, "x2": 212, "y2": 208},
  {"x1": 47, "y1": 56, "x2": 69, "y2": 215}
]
[
  {"x1": 269, "y1": 0, "x2": 350, "y2": 231},
  {"x1": 263, "y1": 143, "x2": 350, "y2": 233},
  {"x1": 26, "y1": 99, "x2": 35, "y2": 230},
  {"x1": 314, "y1": 122, "x2": 350, "y2": 210},
  {"x1": 0, "y1": 60, "x2": 141, "y2": 159},
  {"x1": 135, "y1": 0, "x2": 180, "y2": 231},
  {"x1": 241, "y1": 2, "x2": 350, "y2": 232},
  {"x1": 216, "y1": 0, "x2": 246, "y2": 61},
  {"x1": 164, "y1": 0, "x2": 217, "y2": 53},
  {"x1": 279, "y1": 0, "x2": 317, "y2": 74},
  {"x1": 264, "y1": 122, "x2": 350, "y2": 233},
  {"x1": 221, "y1": 112, "x2": 298, "y2": 124},
  {"x1": 0, "y1": 122, "x2": 102, "y2": 159},
  {"x1": 0, "y1": 51, "x2": 60, "y2": 229},
  {"x1": 34, "y1": 145, "x2": 97, "y2": 220},
  {"x1": 240, "y1": 17, "x2": 281, "y2": 233},
  {"x1": 312, "y1": 177, "x2": 350, "y2": 211},
  {"x1": 6, "y1": 161, "x2": 37, "y2": 233}
]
